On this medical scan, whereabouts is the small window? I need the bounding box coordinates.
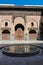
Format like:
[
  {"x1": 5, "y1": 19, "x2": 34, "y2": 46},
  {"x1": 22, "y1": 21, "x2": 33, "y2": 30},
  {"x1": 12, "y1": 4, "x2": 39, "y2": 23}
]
[
  {"x1": 31, "y1": 22, "x2": 34, "y2": 26},
  {"x1": 5, "y1": 22, "x2": 8, "y2": 26}
]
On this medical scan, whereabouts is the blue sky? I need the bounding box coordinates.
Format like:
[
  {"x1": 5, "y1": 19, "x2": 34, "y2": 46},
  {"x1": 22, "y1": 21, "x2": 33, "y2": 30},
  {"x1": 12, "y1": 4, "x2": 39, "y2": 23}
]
[{"x1": 0, "y1": 0, "x2": 43, "y2": 6}]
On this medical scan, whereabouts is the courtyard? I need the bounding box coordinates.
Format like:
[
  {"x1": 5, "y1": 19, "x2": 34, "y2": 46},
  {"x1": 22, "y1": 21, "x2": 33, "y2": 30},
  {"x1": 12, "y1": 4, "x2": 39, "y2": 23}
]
[{"x1": 0, "y1": 43, "x2": 43, "y2": 65}]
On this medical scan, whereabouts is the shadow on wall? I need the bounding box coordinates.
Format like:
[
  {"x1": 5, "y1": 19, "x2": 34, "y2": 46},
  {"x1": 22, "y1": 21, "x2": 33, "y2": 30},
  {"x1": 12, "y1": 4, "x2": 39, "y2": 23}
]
[{"x1": 40, "y1": 22, "x2": 43, "y2": 40}]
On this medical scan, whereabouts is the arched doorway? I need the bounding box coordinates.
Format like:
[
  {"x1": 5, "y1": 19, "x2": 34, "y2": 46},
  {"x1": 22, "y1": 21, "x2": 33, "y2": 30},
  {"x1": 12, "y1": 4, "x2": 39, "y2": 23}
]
[
  {"x1": 15, "y1": 24, "x2": 24, "y2": 40},
  {"x1": 2, "y1": 30, "x2": 10, "y2": 40},
  {"x1": 29, "y1": 29, "x2": 37, "y2": 40}
]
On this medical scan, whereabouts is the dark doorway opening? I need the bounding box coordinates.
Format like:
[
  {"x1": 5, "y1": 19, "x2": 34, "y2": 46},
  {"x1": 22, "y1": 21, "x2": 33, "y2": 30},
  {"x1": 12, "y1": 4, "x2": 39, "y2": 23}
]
[
  {"x1": 2, "y1": 30, "x2": 10, "y2": 34},
  {"x1": 15, "y1": 24, "x2": 24, "y2": 31},
  {"x1": 29, "y1": 29, "x2": 36, "y2": 34},
  {"x1": 40, "y1": 22, "x2": 43, "y2": 40}
]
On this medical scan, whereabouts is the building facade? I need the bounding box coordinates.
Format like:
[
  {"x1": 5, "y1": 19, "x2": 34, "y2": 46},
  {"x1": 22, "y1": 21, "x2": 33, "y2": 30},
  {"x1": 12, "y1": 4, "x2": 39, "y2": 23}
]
[{"x1": 0, "y1": 6, "x2": 43, "y2": 40}]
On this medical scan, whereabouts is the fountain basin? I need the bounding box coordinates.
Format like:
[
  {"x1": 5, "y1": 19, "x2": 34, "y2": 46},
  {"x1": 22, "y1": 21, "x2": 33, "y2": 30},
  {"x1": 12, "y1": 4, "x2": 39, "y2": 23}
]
[{"x1": 2, "y1": 44, "x2": 40, "y2": 57}]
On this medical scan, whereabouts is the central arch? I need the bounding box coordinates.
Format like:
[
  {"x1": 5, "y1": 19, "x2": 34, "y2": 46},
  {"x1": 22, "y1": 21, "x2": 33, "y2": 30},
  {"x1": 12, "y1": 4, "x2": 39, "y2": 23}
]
[
  {"x1": 15, "y1": 24, "x2": 24, "y2": 31},
  {"x1": 2, "y1": 30, "x2": 10, "y2": 40},
  {"x1": 15, "y1": 24, "x2": 24, "y2": 40}
]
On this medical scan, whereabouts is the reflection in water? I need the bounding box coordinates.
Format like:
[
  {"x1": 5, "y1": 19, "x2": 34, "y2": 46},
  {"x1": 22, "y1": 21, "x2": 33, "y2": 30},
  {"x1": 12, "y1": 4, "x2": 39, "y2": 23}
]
[{"x1": 3, "y1": 45, "x2": 38, "y2": 53}]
